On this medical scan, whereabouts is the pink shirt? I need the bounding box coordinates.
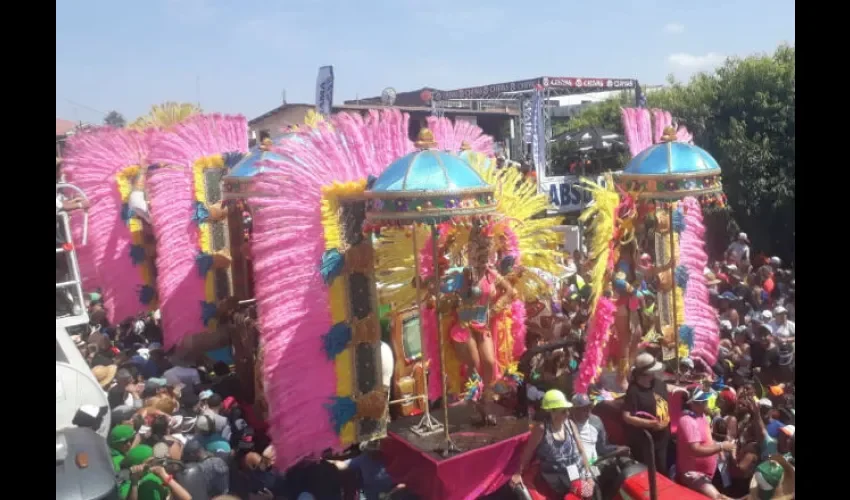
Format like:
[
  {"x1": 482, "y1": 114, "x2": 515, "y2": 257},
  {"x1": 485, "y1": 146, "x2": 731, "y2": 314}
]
[{"x1": 676, "y1": 414, "x2": 716, "y2": 477}]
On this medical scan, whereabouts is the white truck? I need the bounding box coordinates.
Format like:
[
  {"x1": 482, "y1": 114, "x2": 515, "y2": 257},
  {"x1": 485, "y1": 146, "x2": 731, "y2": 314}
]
[{"x1": 56, "y1": 182, "x2": 118, "y2": 500}]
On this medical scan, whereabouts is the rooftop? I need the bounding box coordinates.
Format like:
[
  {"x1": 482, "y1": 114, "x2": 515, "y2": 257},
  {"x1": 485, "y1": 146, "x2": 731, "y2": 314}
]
[{"x1": 56, "y1": 118, "x2": 78, "y2": 136}]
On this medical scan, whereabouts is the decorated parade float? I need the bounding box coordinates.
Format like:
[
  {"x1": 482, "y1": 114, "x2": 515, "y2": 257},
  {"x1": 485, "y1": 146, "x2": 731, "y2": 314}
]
[
  {"x1": 576, "y1": 108, "x2": 724, "y2": 438},
  {"x1": 241, "y1": 108, "x2": 570, "y2": 499},
  {"x1": 62, "y1": 112, "x2": 273, "y2": 424}
]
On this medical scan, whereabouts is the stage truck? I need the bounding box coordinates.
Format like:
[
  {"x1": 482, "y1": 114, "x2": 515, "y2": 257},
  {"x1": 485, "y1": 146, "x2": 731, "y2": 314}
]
[{"x1": 56, "y1": 181, "x2": 119, "y2": 500}]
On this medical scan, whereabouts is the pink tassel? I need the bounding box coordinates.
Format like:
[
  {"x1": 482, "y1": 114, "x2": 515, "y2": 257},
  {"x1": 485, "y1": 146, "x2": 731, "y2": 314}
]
[
  {"x1": 679, "y1": 197, "x2": 719, "y2": 367},
  {"x1": 510, "y1": 300, "x2": 527, "y2": 359},
  {"x1": 63, "y1": 128, "x2": 153, "y2": 324},
  {"x1": 574, "y1": 296, "x2": 616, "y2": 394}
]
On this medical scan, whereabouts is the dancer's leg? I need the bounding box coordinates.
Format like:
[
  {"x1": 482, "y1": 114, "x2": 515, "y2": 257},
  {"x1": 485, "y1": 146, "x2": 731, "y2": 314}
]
[{"x1": 475, "y1": 331, "x2": 499, "y2": 425}]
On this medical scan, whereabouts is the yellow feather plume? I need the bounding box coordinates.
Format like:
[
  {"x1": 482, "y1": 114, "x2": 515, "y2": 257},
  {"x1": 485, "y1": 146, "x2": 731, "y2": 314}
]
[
  {"x1": 374, "y1": 154, "x2": 563, "y2": 308},
  {"x1": 578, "y1": 174, "x2": 620, "y2": 315}
]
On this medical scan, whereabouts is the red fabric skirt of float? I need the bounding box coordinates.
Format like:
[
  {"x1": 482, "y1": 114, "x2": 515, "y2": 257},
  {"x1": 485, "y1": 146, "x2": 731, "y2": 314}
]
[{"x1": 381, "y1": 430, "x2": 529, "y2": 500}]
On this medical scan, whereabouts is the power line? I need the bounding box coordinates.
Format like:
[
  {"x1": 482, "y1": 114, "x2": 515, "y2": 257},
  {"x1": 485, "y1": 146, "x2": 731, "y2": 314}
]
[{"x1": 62, "y1": 98, "x2": 108, "y2": 117}]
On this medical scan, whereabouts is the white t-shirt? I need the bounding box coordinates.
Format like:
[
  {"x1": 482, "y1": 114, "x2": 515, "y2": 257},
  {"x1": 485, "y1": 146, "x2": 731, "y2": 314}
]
[
  {"x1": 726, "y1": 241, "x2": 750, "y2": 266},
  {"x1": 575, "y1": 419, "x2": 600, "y2": 463},
  {"x1": 163, "y1": 366, "x2": 201, "y2": 389},
  {"x1": 769, "y1": 320, "x2": 795, "y2": 338}
]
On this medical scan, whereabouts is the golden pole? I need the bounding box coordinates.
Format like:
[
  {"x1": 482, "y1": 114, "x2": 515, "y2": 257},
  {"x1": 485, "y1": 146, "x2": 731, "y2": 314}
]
[
  {"x1": 668, "y1": 203, "x2": 681, "y2": 383},
  {"x1": 432, "y1": 222, "x2": 459, "y2": 456},
  {"x1": 409, "y1": 225, "x2": 442, "y2": 435}
]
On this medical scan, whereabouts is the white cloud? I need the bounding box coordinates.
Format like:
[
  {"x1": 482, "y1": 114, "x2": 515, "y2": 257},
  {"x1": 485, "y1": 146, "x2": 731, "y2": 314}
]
[
  {"x1": 664, "y1": 22, "x2": 685, "y2": 34},
  {"x1": 667, "y1": 52, "x2": 725, "y2": 70}
]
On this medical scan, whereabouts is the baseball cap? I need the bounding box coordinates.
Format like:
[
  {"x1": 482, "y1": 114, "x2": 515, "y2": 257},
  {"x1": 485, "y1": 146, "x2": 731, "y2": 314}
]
[
  {"x1": 719, "y1": 320, "x2": 733, "y2": 331},
  {"x1": 738, "y1": 232, "x2": 749, "y2": 242},
  {"x1": 207, "y1": 394, "x2": 223, "y2": 408},
  {"x1": 760, "y1": 310, "x2": 774, "y2": 322},
  {"x1": 198, "y1": 390, "x2": 214, "y2": 401},
  {"x1": 758, "y1": 398, "x2": 773, "y2": 409},
  {"x1": 108, "y1": 424, "x2": 136, "y2": 446},
  {"x1": 570, "y1": 393, "x2": 593, "y2": 408},
  {"x1": 123, "y1": 445, "x2": 154, "y2": 467},
  {"x1": 142, "y1": 378, "x2": 168, "y2": 398},
  {"x1": 687, "y1": 387, "x2": 712, "y2": 404},
  {"x1": 773, "y1": 306, "x2": 787, "y2": 315},
  {"x1": 182, "y1": 439, "x2": 205, "y2": 462},
  {"x1": 681, "y1": 357, "x2": 695, "y2": 369}
]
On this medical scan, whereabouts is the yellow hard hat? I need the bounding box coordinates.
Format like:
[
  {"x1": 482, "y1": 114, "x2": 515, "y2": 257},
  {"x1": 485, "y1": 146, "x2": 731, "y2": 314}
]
[{"x1": 541, "y1": 389, "x2": 572, "y2": 411}]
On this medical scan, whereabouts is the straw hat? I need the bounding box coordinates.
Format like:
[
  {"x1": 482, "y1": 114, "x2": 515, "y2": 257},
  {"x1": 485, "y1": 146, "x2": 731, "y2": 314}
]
[
  {"x1": 749, "y1": 454, "x2": 795, "y2": 499},
  {"x1": 92, "y1": 365, "x2": 118, "y2": 388}
]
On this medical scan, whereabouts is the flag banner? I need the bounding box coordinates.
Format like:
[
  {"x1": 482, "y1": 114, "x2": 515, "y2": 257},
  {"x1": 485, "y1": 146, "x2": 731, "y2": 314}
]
[{"x1": 315, "y1": 66, "x2": 334, "y2": 116}]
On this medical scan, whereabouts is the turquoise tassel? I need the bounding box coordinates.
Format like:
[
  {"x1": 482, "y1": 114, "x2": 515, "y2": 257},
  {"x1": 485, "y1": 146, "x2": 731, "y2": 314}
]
[
  {"x1": 320, "y1": 249, "x2": 345, "y2": 285},
  {"x1": 672, "y1": 207, "x2": 686, "y2": 233},
  {"x1": 191, "y1": 201, "x2": 210, "y2": 224},
  {"x1": 201, "y1": 301, "x2": 218, "y2": 326},
  {"x1": 121, "y1": 203, "x2": 133, "y2": 225},
  {"x1": 322, "y1": 322, "x2": 352, "y2": 360},
  {"x1": 129, "y1": 245, "x2": 146, "y2": 265},
  {"x1": 679, "y1": 325, "x2": 695, "y2": 350},
  {"x1": 138, "y1": 285, "x2": 156, "y2": 305},
  {"x1": 196, "y1": 252, "x2": 214, "y2": 277},
  {"x1": 675, "y1": 265, "x2": 689, "y2": 290},
  {"x1": 325, "y1": 397, "x2": 357, "y2": 434},
  {"x1": 223, "y1": 151, "x2": 246, "y2": 168}
]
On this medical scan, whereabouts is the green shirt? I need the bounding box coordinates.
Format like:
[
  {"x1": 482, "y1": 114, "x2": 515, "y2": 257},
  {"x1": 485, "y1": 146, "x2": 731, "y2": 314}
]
[{"x1": 110, "y1": 449, "x2": 124, "y2": 473}]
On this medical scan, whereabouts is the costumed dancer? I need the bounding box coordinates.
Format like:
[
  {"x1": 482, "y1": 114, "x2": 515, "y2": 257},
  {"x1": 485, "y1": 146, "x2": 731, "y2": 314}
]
[
  {"x1": 376, "y1": 120, "x2": 561, "y2": 424},
  {"x1": 436, "y1": 221, "x2": 520, "y2": 425},
  {"x1": 611, "y1": 241, "x2": 672, "y2": 388}
]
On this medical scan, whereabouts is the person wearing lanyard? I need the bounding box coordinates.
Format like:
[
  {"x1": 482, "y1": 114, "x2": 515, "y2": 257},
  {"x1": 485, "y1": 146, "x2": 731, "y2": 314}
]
[{"x1": 511, "y1": 389, "x2": 596, "y2": 499}]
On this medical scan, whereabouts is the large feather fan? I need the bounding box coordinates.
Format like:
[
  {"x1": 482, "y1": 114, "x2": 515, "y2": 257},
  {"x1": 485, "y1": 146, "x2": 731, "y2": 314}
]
[
  {"x1": 248, "y1": 109, "x2": 413, "y2": 471},
  {"x1": 63, "y1": 127, "x2": 154, "y2": 323},
  {"x1": 147, "y1": 113, "x2": 248, "y2": 349}
]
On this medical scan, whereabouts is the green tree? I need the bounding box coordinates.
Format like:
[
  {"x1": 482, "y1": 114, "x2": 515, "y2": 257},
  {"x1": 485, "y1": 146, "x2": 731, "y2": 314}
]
[{"x1": 103, "y1": 110, "x2": 126, "y2": 128}]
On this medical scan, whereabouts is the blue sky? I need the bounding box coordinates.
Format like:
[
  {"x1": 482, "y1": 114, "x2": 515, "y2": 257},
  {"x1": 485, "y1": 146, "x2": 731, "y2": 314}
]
[{"x1": 56, "y1": 0, "x2": 794, "y2": 124}]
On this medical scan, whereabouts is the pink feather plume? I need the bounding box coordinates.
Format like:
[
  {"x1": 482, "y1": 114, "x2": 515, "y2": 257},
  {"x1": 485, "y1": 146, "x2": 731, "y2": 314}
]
[
  {"x1": 147, "y1": 114, "x2": 249, "y2": 349},
  {"x1": 426, "y1": 116, "x2": 494, "y2": 154},
  {"x1": 574, "y1": 296, "x2": 616, "y2": 394},
  {"x1": 250, "y1": 110, "x2": 412, "y2": 470},
  {"x1": 510, "y1": 299, "x2": 527, "y2": 360},
  {"x1": 679, "y1": 197, "x2": 719, "y2": 367},
  {"x1": 63, "y1": 127, "x2": 153, "y2": 324},
  {"x1": 621, "y1": 108, "x2": 654, "y2": 157}
]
